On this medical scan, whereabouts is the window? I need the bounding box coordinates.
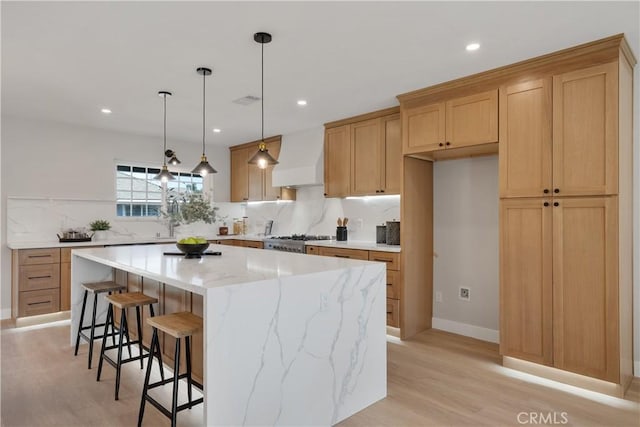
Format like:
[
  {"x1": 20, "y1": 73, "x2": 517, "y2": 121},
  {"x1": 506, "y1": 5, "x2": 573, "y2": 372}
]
[{"x1": 115, "y1": 165, "x2": 205, "y2": 218}]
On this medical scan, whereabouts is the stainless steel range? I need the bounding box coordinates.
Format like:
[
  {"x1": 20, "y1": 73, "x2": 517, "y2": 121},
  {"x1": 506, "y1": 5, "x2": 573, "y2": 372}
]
[{"x1": 263, "y1": 235, "x2": 331, "y2": 253}]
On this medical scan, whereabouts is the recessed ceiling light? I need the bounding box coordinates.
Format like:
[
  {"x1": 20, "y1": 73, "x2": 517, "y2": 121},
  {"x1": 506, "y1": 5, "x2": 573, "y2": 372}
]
[
  {"x1": 212, "y1": 128, "x2": 221, "y2": 133},
  {"x1": 297, "y1": 100, "x2": 307, "y2": 106},
  {"x1": 466, "y1": 43, "x2": 480, "y2": 51},
  {"x1": 101, "y1": 108, "x2": 112, "y2": 114}
]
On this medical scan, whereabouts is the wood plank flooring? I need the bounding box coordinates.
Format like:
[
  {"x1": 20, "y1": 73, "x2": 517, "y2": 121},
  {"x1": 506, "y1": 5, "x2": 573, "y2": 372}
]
[{"x1": 1, "y1": 322, "x2": 638, "y2": 426}]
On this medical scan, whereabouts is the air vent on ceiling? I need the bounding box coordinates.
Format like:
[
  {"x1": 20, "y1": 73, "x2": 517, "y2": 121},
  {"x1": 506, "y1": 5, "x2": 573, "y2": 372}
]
[{"x1": 233, "y1": 95, "x2": 261, "y2": 106}]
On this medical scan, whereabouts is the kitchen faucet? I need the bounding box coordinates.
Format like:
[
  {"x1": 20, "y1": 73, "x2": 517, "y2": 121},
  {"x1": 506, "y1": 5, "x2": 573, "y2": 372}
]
[{"x1": 168, "y1": 219, "x2": 180, "y2": 238}]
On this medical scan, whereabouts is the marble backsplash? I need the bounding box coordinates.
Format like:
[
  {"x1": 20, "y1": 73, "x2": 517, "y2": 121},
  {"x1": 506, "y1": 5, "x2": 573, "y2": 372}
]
[{"x1": 7, "y1": 187, "x2": 400, "y2": 243}]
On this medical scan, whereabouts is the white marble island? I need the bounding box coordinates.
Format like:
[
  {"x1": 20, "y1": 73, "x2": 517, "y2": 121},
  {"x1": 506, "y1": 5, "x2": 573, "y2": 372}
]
[{"x1": 71, "y1": 243, "x2": 387, "y2": 426}]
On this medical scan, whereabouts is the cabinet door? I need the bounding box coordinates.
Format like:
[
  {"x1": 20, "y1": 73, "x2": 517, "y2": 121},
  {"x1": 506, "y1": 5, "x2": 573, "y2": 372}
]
[
  {"x1": 324, "y1": 125, "x2": 351, "y2": 197},
  {"x1": 351, "y1": 118, "x2": 381, "y2": 196},
  {"x1": 381, "y1": 114, "x2": 401, "y2": 194},
  {"x1": 553, "y1": 62, "x2": 618, "y2": 196},
  {"x1": 446, "y1": 89, "x2": 498, "y2": 148},
  {"x1": 402, "y1": 102, "x2": 445, "y2": 154},
  {"x1": 552, "y1": 197, "x2": 618, "y2": 382},
  {"x1": 263, "y1": 139, "x2": 282, "y2": 201},
  {"x1": 500, "y1": 198, "x2": 553, "y2": 366},
  {"x1": 60, "y1": 262, "x2": 70, "y2": 311},
  {"x1": 499, "y1": 79, "x2": 552, "y2": 198},
  {"x1": 230, "y1": 148, "x2": 249, "y2": 202}
]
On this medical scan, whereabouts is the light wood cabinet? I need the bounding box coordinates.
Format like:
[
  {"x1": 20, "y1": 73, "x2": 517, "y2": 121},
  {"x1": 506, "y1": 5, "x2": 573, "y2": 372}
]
[
  {"x1": 242, "y1": 240, "x2": 264, "y2": 249},
  {"x1": 402, "y1": 90, "x2": 498, "y2": 155},
  {"x1": 324, "y1": 125, "x2": 351, "y2": 197},
  {"x1": 230, "y1": 136, "x2": 296, "y2": 202},
  {"x1": 500, "y1": 198, "x2": 553, "y2": 366},
  {"x1": 499, "y1": 79, "x2": 553, "y2": 198},
  {"x1": 325, "y1": 108, "x2": 401, "y2": 197},
  {"x1": 12, "y1": 248, "x2": 61, "y2": 317},
  {"x1": 306, "y1": 245, "x2": 319, "y2": 255},
  {"x1": 500, "y1": 63, "x2": 617, "y2": 198},
  {"x1": 552, "y1": 197, "x2": 618, "y2": 382},
  {"x1": 553, "y1": 63, "x2": 618, "y2": 196},
  {"x1": 317, "y1": 246, "x2": 369, "y2": 260}
]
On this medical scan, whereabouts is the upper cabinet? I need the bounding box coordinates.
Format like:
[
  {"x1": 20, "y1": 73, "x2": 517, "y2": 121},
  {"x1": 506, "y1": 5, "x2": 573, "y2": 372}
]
[
  {"x1": 229, "y1": 136, "x2": 296, "y2": 202},
  {"x1": 402, "y1": 89, "x2": 498, "y2": 156},
  {"x1": 500, "y1": 63, "x2": 618, "y2": 198},
  {"x1": 324, "y1": 107, "x2": 401, "y2": 198}
]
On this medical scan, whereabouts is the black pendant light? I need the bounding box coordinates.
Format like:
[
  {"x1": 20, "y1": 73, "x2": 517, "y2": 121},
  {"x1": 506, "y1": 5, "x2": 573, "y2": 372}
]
[
  {"x1": 165, "y1": 149, "x2": 181, "y2": 165},
  {"x1": 192, "y1": 67, "x2": 217, "y2": 176},
  {"x1": 248, "y1": 32, "x2": 279, "y2": 169},
  {"x1": 153, "y1": 91, "x2": 175, "y2": 182}
]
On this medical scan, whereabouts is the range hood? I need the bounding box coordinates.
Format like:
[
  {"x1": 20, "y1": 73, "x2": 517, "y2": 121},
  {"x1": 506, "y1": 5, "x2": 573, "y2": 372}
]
[{"x1": 272, "y1": 126, "x2": 324, "y2": 187}]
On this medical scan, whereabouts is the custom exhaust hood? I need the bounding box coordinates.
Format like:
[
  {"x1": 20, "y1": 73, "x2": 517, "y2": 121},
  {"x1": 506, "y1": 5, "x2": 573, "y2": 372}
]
[{"x1": 272, "y1": 126, "x2": 324, "y2": 187}]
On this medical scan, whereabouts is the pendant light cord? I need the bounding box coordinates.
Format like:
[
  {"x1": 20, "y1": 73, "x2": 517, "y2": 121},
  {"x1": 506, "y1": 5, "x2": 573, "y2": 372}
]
[
  {"x1": 261, "y1": 40, "x2": 264, "y2": 143},
  {"x1": 163, "y1": 94, "x2": 167, "y2": 166},
  {"x1": 202, "y1": 71, "x2": 206, "y2": 156}
]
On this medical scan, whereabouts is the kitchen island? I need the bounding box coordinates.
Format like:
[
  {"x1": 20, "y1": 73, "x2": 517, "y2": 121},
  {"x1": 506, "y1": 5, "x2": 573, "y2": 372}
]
[{"x1": 71, "y1": 243, "x2": 386, "y2": 426}]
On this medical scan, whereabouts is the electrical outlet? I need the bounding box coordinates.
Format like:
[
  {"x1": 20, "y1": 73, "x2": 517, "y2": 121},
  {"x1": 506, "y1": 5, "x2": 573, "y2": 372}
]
[
  {"x1": 459, "y1": 287, "x2": 470, "y2": 301},
  {"x1": 435, "y1": 291, "x2": 443, "y2": 303}
]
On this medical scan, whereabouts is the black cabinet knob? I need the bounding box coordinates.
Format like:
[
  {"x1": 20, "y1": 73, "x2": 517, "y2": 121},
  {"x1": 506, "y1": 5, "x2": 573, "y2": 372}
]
[
  {"x1": 439, "y1": 143, "x2": 444, "y2": 147},
  {"x1": 445, "y1": 141, "x2": 451, "y2": 146},
  {"x1": 324, "y1": 193, "x2": 327, "y2": 196},
  {"x1": 543, "y1": 189, "x2": 549, "y2": 194},
  {"x1": 554, "y1": 202, "x2": 559, "y2": 207},
  {"x1": 380, "y1": 190, "x2": 385, "y2": 193},
  {"x1": 554, "y1": 188, "x2": 560, "y2": 193},
  {"x1": 544, "y1": 202, "x2": 549, "y2": 207}
]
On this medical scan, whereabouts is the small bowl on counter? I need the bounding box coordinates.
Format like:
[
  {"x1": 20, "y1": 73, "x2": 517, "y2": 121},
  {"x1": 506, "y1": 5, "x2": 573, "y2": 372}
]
[{"x1": 175, "y1": 242, "x2": 210, "y2": 259}]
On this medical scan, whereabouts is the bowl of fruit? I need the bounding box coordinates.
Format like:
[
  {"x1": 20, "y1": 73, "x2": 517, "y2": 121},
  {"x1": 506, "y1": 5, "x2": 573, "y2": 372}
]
[{"x1": 176, "y1": 237, "x2": 210, "y2": 258}]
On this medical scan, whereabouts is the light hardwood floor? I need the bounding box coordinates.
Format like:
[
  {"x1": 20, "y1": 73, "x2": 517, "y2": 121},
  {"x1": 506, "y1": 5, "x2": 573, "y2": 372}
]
[{"x1": 1, "y1": 322, "x2": 638, "y2": 426}]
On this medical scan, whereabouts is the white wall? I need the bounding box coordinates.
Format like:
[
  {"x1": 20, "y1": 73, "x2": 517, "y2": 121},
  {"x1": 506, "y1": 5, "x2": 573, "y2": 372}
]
[
  {"x1": 432, "y1": 156, "x2": 500, "y2": 342},
  {"x1": 0, "y1": 115, "x2": 229, "y2": 318}
]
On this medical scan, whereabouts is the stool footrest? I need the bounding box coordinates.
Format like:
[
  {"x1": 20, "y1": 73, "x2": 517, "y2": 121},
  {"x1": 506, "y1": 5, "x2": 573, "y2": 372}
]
[
  {"x1": 143, "y1": 395, "x2": 204, "y2": 419},
  {"x1": 147, "y1": 373, "x2": 203, "y2": 392}
]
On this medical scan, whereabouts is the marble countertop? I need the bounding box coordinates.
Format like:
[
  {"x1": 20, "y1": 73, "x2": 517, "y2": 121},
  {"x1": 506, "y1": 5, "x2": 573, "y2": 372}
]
[
  {"x1": 72, "y1": 243, "x2": 377, "y2": 295},
  {"x1": 6, "y1": 234, "x2": 268, "y2": 250},
  {"x1": 304, "y1": 240, "x2": 401, "y2": 253}
]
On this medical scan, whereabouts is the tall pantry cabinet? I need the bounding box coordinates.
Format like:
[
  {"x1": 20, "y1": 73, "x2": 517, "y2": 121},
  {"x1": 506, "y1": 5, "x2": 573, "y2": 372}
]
[{"x1": 499, "y1": 43, "x2": 634, "y2": 394}]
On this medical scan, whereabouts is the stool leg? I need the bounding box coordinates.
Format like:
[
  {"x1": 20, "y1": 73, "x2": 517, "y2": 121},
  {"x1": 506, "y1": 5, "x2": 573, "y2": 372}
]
[
  {"x1": 96, "y1": 303, "x2": 113, "y2": 382},
  {"x1": 74, "y1": 290, "x2": 88, "y2": 356},
  {"x1": 108, "y1": 291, "x2": 116, "y2": 347},
  {"x1": 185, "y1": 336, "x2": 193, "y2": 409},
  {"x1": 171, "y1": 338, "x2": 181, "y2": 427},
  {"x1": 137, "y1": 327, "x2": 158, "y2": 427},
  {"x1": 114, "y1": 309, "x2": 127, "y2": 400},
  {"x1": 87, "y1": 293, "x2": 98, "y2": 369},
  {"x1": 136, "y1": 306, "x2": 144, "y2": 369},
  {"x1": 149, "y1": 304, "x2": 165, "y2": 381},
  {"x1": 122, "y1": 310, "x2": 133, "y2": 360}
]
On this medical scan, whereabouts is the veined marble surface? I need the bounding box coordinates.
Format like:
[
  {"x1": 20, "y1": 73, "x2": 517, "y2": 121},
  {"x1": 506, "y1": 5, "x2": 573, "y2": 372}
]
[{"x1": 71, "y1": 244, "x2": 387, "y2": 426}]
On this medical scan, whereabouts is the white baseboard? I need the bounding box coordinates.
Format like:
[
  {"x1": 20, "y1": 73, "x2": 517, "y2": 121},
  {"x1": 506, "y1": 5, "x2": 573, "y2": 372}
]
[
  {"x1": 1, "y1": 308, "x2": 11, "y2": 320},
  {"x1": 432, "y1": 317, "x2": 499, "y2": 343}
]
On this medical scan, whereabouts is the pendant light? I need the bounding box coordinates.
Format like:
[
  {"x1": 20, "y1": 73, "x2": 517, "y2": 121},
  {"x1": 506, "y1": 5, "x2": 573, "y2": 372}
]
[
  {"x1": 248, "y1": 32, "x2": 279, "y2": 170},
  {"x1": 153, "y1": 91, "x2": 175, "y2": 182},
  {"x1": 165, "y1": 149, "x2": 181, "y2": 165},
  {"x1": 192, "y1": 67, "x2": 217, "y2": 176}
]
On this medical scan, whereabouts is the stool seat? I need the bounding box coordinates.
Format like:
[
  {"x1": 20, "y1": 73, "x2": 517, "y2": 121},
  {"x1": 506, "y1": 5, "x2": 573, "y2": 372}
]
[
  {"x1": 82, "y1": 281, "x2": 126, "y2": 294},
  {"x1": 147, "y1": 312, "x2": 203, "y2": 338},
  {"x1": 105, "y1": 292, "x2": 158, "y2": 309}
]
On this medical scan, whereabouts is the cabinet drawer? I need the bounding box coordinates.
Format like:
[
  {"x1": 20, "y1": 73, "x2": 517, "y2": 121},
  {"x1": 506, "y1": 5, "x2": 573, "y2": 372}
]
[
  {"x1": 386, "y1": 298, "x2": 400, "y2": 328},
  {"x1": 306, "y1": 245, "x2": 320, "y2": 255},
  {"x1": 243, "y1": 241, "x2": 264, "y2": 249},
  {"x1": 319, "y1": 247, "x2": 369, "y2": 260},
  {"x1": 386, "y1": 270, "x2": 400, "y2": 299},
  {"x1": 18, "y1": 248, "x2": 60, "y2": 265},
  {"x1": 369, "y1": 251, "x2": 400, "y2": 270},
  {"x1": 19, "y1": 288, "x2": 60, "y2": 317},
  {"x1": 19, "y1": 264, "x2": 60, "y2": 291}
]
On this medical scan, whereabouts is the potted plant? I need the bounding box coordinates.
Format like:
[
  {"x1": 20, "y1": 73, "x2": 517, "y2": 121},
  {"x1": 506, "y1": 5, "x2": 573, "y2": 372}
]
[
  {"x1": 162, "y1": 190, "x2": 220, "y2": 238},
  {"x1": 89, "y1": 219, "x2": 111, "y2": 241}
]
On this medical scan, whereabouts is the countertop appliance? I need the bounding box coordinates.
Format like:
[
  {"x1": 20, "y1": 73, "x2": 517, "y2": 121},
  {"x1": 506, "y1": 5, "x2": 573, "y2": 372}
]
[{"x1": 264, "y1": 234, "x2": 331, "y2": 253}]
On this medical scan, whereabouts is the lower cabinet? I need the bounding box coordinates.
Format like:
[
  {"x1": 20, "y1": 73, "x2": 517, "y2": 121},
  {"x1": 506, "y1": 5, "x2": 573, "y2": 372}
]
[
  {"x1": 311, "y1": 246, "x2": 401, "y2": 328},
  {"x1": 12, "y1": 248, "x2": 61, "y2": 318}
]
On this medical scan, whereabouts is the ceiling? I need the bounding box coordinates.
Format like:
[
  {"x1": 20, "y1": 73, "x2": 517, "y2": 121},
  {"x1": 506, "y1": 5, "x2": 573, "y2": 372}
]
[{"x1": 2, "y1": 1, "x2": 639, "y2": 147}]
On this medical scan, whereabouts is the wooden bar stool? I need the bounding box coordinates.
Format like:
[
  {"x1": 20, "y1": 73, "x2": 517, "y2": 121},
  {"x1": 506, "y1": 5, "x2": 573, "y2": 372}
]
[
  {"x1": 96, "y1": 292, "x2": 164, "y2": 400},
  {"x1": 74, "y1": 281, "x2": 126, "y2": 369},
  {"x1": 138, "y1": 312, "x2": 203, "y2": 427}
]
